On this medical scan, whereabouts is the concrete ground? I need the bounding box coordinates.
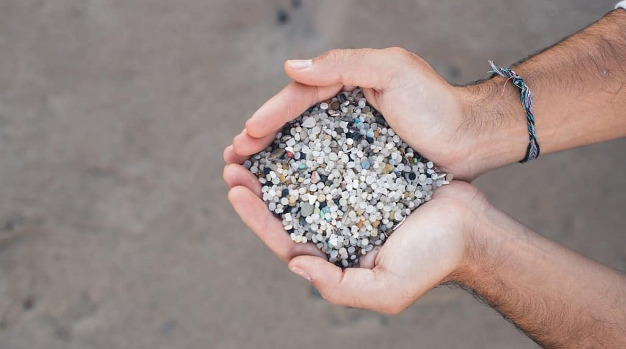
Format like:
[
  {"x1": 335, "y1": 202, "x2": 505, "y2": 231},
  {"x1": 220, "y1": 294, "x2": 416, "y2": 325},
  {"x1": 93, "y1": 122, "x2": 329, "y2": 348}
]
[{"x1": 0, "y1": 0, "x2": 624, "y2": 348}]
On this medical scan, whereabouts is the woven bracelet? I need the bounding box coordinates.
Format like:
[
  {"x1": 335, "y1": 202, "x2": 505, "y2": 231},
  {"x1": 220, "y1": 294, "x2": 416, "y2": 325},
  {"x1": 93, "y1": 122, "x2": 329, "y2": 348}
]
[{"x1": 488, "y1": 61, "x2": 540, "y2": 163}]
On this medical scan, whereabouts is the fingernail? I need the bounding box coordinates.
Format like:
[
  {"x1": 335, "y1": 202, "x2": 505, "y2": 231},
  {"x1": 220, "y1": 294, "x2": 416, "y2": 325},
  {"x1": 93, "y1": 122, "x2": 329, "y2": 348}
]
[
  {"x1": 287, "y1": 59, "x2": 312, "y2": 70},
  {"x1": 290, "y1": 266, "x2": 312, "y2": 282}
]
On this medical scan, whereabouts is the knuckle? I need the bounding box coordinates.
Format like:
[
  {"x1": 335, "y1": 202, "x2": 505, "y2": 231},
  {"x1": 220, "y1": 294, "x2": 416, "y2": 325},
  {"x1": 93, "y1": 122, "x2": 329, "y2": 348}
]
[
  {"x1": 320, "y1": 49, "x2": 345, "y2": 65},
  {"x1": 385, "y1": 46, "x2": 409, "y2": 57},
  {"x1": 352, "y1": 47, "x2": 375, "y2": 59},
  {"x1": 385, "y1": 46, "x2": 418, "y2": 64},
  {"x1": 321, "y1": 48, "x2": 370, "y2": 66}
]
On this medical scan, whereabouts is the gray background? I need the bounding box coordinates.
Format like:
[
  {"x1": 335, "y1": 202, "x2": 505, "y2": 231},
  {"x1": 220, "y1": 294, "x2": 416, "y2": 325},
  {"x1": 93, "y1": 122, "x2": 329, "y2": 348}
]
[{"x1": 0, "y1": 0, "x2": 624, "y2": 348}]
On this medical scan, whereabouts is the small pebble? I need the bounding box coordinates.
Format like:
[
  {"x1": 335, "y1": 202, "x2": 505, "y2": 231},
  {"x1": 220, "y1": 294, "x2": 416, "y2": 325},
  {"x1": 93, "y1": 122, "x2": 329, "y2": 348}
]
[
  {"x1": 361, "y1": 159, "x2": 371, "y2": 170},
  {"x1": 247, "y1": 89, "x2": 447, "y2": 268},
  {"x1": 268, "y1": 148, "x2": 285, "y2": 160},
  {"x1": 301, "y1": 203, "x2": 314, "y2": 216},
  {"x1": 301, "y1": 117, "x2": 316, "y2": 128}
]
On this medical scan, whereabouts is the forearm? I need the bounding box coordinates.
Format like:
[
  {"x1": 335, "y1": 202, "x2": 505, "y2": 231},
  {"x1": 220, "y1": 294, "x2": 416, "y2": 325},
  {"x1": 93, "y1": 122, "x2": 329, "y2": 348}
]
[
  {"x1": 463, "y1": 9, "x2": 626, "y2": 170},
  {"x1": 454, "y1": 207, "x2": 626, "y2": 348}
]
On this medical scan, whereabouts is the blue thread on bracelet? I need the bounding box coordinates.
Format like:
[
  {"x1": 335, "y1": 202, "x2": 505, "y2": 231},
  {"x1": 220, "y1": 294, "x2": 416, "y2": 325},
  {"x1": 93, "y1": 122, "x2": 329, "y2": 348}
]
[{"x1": 489, "y1": 61, "x2": 540, "y2": 163}]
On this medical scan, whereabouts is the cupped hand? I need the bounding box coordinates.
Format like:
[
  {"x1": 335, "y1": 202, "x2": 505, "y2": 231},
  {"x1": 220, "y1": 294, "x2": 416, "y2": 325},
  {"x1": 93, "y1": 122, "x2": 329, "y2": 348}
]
[
  {"x1": 225, "y1": 162, "x2": 488, "y2": 314},
  {"x1": 225, "y1": 47, "x2": 489, "y2": 180}
]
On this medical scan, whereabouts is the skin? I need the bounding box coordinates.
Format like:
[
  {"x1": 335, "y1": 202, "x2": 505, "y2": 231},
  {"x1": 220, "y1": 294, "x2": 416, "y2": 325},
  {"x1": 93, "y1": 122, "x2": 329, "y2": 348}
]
[{"x1": 224, "y1": 8, "x2": 626, "y2": 348}]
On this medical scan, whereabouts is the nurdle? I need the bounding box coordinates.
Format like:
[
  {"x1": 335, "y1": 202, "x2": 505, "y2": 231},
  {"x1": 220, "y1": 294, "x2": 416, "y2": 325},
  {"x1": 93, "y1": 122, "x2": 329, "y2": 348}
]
[{"x1": 245, "y1": 89, "x2": 450, "y2": 267}]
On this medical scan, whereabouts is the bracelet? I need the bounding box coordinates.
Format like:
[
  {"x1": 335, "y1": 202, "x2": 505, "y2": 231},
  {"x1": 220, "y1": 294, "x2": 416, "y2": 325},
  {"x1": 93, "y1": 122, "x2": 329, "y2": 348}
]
[{"x1": 489, "y1": 61, "x2": 540, "y2": 163}]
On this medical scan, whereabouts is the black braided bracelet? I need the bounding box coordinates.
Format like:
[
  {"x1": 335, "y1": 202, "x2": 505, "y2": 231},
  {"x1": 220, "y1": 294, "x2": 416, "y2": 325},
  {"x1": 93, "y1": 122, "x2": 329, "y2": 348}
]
[{"x1": 489, "y1": 61, "x2": 540, "y2": 163}]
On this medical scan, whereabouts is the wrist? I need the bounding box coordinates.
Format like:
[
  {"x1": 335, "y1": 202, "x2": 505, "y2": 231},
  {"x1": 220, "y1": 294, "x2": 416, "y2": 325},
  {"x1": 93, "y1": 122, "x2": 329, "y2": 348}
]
[
  {"x1": 456, "y1": 78, "x2": 530, "y2": 176},
  {"x1": 444, "y1": 193, "x2": 514, "y2": 286},
  {"x1": 435, "y1": 182, "x2": 500, "y2": 285},
  {"x1": 447, "y1": 197, "x2": 531, "y2": 300}
]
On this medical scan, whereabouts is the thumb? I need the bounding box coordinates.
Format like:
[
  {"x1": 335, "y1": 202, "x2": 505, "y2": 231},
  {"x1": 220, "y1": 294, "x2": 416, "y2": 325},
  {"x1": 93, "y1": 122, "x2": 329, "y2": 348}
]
[
  {"x1": 285, "y1": 47, "x2": 411, "y2": 89},
  {"x1": 288, "y1": 255, "x2": 408, "y2": 314}
]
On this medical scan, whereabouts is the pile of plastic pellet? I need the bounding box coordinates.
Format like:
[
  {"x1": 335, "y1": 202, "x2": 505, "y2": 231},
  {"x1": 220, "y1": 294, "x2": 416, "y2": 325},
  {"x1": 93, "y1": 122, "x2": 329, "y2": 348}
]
[{"x1": 245, "y1": 89, "x2": 450, "y2": 267}]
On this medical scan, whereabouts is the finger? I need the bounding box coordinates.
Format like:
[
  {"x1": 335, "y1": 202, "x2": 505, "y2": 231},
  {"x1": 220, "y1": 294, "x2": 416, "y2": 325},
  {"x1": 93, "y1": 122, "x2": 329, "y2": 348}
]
[
  {"x1": 284, "y1": 48, "x2": 410, "y2": 89},
  {"x1": 362, "y1": 87, "x2": 382, "y2": 112},
  {"x1": 223, "y1": 164, "x2": 262, "y2": 198},
  {"x1": 228, "y1": 186, "x2": 325, "y2": 261},
  {"x1": 289, "y1": 256, "x2": 407, "y2": 314},
  {"x1": 357, "y1": 245, "x2": 382, "y2": 269},
  {"x1": 223, "y1": 145, "x2": 248, "y2": 164},
  {"x1": 231, "y1": 129, "x2": 276, "y2": 157},
  {"x1": 245, "y1": 81, "x2": 343, "y2": 139}
]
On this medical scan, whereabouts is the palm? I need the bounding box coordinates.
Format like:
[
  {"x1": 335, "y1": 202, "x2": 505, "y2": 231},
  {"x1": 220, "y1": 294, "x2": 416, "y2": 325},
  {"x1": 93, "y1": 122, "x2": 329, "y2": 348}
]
[
  {"x1": 224, "y1": 160, "x2": 481, "y2": 314},
  {"x1": 368, "y1": 184, "x2": 470, "y2": 302},
  {"x1": 328, "y1": 182, "x2": 477, "y2": 312}
]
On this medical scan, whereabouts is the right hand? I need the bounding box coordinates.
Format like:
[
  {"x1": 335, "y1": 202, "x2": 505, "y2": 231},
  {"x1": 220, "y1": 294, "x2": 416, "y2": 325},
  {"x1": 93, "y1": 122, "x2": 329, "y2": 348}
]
[
  {"x1": 225, "y1": 47, "x2": 495, "y2": 180},
  {"x1": 225, "y1": 159, "x2": 489, "y2": 314}
]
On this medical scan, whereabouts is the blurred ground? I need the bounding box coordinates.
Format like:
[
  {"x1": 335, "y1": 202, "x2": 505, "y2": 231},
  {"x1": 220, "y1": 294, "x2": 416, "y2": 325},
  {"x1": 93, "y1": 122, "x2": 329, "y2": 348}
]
[{"x1": 0, "y1": 0, "x2": 624, "y2": 348}]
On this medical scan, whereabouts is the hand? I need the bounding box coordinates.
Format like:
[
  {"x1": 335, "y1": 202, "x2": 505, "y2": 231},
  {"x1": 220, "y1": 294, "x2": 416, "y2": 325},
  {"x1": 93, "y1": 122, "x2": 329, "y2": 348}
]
[
  {"x1": 224, "y1": 47, "x2": 501, "y2": 181},
  {"x1": 225, "y1": 161, "x2": 488, "y2": 314}
]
